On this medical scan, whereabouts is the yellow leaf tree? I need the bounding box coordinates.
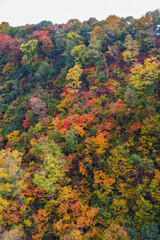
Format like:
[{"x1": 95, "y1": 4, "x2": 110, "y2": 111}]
[
  {"x1": 66, "y1": 64, "x2": 83, "y2": 91},
  {"x1": 20, "y1": 39, "x2": 39, "y2": 69},
  {"x1": 129, "y1": 56, "x2": 160, "y2": 91},
  {"x1": 0, "y1": 149, "x2": 27, "y2": 220},
  {"x1": 122, "y1": 34, "x2": 139, "y2": 64}
]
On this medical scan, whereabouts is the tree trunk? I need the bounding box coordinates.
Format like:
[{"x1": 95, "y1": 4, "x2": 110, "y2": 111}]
[{"x1": 102, "y1": 54, "x2": 109, "y2": 79}]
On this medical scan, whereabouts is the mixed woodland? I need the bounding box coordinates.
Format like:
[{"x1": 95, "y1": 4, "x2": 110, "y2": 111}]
[{"x1": 0, "y1": 10, "x2": 160, "y2": 239}]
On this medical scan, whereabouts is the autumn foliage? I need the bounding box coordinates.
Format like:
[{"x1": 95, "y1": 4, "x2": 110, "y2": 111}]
[{"x1": 0, "y1": 10, "x2": 160, "y2": 240}]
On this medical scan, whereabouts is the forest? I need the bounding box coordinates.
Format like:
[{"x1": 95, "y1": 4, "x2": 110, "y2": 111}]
[{"x1": 0, "y1": 9, "x2": 160, "y2": 239}]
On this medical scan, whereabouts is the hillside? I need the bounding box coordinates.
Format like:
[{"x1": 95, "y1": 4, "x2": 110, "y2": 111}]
[{"x1": 0, "y1": 10, "x2": 160, "y2": 239}]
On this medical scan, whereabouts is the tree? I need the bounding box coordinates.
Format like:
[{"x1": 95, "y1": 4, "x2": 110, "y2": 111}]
[
  {"x1": 84, "y1": 38, "x2": 102, "y2": 67},
  {"x1": 90, "y1": 26, "x2": 105, "y2": 47},
  {"x1": 29, "y1": 31, "x2": 54, "y2": 66},
  {"x1": 140, "y1": 223, "x2": 160, "y2": 240},
  {"x1": 0, "y1": 33, "x2": 21, "y2": 63},
  {"x1": 65, "y1": 129, "x2": 77, "y2": 153},
  {"x1": 134, "y1": 15, "x2": 153, "y2": 38},
  {"x1": 62, "y1": 31, "x2": 85, "y2": 65},
  {"x1": 34, "y1": 153, "x2": 66, "y2": 196},
  {"x1": 1, "y1": 226, "x2": 25, "y2": 240},
  {"x1": 103, "y1": 15, "x2": 125, "y2": 43},
  {"x1": 29, "y1": 96, "x2": 47, "y2": 118},
  {"x1": 20, "y1": 39, "x2": 39, "y2": 69},
  {"x1": 122, "y1": 34, "x2": 139, "y2": 64},
  {"x1": 129, "y1": 56, "x2": 160, "y2": 91},
  {"x1": 31, "y1": 137, "x2": 66, "y2": 209},
  {"x1": 34, "y1": 61, "x2": 53, "y2": 87},
  {"x1": 71, "y1": 44, "x2": 86, "y2": 65},
  {"x1": 66, "y1": 64, "x2": 83, "y2": 91},
  {"x1": 134, "y1": 15, "x2": 155, "y2": 53},
  {"x1": 103, "y1": 224, "x2": 130, "y2": 240},
  {"x1": 0, "y1": 149, "x2": 27, "y2": 220},
  {"x1": 54, "y1": 186, "x2": 99, "y2": 239}
]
